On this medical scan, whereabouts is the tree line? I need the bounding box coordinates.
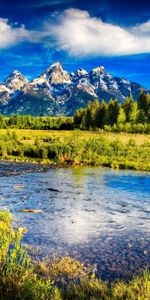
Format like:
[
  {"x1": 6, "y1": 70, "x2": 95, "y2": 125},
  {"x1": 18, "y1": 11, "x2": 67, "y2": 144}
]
[
  {"x1": 74, "y1": 91, "x2": 150, "y2": 133},
  {"x1": 0, "y1": 115, "x2": 74, "y2": 130}
]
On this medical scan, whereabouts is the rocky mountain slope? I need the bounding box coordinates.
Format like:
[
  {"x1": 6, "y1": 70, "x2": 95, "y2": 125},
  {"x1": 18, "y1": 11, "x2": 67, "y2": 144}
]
[{"x1": 0, "y1": 62, "x2": 147, "y2": 116}]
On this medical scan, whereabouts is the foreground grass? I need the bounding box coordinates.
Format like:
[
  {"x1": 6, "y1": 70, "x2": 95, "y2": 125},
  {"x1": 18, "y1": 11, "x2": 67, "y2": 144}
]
[
  {"x1": 0, "y1": 210, "x2": 149, "y2": 300},
  {"x1": 0, "y1": 129, "x2": 150, "y2": 171}
]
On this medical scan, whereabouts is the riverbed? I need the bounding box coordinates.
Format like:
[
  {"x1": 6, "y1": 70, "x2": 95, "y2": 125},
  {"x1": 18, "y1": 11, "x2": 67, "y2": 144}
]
[{"x1": 0, "y1": 162, "x2": 149, "y2": 281}]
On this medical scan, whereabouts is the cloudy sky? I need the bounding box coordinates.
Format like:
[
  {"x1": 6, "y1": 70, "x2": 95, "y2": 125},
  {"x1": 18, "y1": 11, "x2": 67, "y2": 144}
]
[{"x1": 0, "y1": 0, "x2": 150, "y2": 87}]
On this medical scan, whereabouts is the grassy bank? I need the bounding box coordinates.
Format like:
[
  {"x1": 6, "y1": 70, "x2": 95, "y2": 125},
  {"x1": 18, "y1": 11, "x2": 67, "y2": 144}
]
[
  {"x1": 0, "y1": 209, "x2": 149, "y2": 300},
  {"x1": 0, "y1": 129, "x2": 150, "y2": 171}
]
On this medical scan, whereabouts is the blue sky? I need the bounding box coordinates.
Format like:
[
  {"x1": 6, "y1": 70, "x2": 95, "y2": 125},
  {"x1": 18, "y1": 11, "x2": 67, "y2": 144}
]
[{"x1": 0, "y1": 0, "x2": 150, "y2": 88}]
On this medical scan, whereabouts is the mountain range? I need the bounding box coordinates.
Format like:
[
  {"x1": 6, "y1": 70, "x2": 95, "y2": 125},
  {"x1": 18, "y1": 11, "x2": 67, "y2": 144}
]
[{"x1": 0, "y1": 62, "x2": 148, "y2": 116}]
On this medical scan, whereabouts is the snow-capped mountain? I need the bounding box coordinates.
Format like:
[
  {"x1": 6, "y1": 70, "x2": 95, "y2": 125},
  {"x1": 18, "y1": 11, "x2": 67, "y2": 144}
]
[
  {"x1": 0, "y1": 62, "x2": 147, "y2": 116},
  {"x1": 0, "y1": 84, "x2": 10, "y2": 106},
  {"x1": 4, "y1": 70, "x2": 28, "y2": 91},
  {"x1": 0, "y1": 70, "x2": 28, "y2": 107}
]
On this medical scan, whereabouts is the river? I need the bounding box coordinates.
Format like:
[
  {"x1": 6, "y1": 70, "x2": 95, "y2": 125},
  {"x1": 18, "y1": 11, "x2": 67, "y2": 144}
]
[{"x1": 0, "y1": 162, "x2": 149, "y2": 280}]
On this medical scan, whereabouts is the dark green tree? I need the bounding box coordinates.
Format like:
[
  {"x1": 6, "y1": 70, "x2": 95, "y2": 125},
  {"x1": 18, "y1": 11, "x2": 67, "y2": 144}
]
[
  {"x1": 74, "y1": 108, "x2": 85, "y2": 128},
  {"x1": 95, "y1": 100, "x2": 107, "y2": 128},
  {"x1": 122, "y1": 94, "x2": 134, "y2": 122},
  {"x1": 106, "y1": 99, "x2": 120, "y2": 125},
  {"x1": 138, "y1": 91, "x2": 150, "y2": 122}
]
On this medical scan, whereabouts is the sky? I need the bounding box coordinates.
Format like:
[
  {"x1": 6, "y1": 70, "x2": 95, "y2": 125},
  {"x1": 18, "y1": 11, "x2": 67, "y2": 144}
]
[{"x1": 0, "y1": 0, "x2": 150, "y2": 88}]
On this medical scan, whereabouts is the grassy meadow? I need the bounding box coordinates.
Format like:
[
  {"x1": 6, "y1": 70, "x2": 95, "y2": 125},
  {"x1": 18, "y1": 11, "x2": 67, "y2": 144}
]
[
  {"x1": 0, "y1": 129, "x2": 150, "y2": 171},
  {"x1": 0, "y1": 128, "x2": 150, "y2": 144}
]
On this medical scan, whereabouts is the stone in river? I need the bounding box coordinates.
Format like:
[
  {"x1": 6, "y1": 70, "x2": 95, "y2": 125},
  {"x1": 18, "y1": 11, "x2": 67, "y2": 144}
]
[
  {"x1": 14, "y1": 185, "x2": 25, "y2": 189},
  {"x1": 20, "y1": 209, "x2": 42, "y2": 213}
]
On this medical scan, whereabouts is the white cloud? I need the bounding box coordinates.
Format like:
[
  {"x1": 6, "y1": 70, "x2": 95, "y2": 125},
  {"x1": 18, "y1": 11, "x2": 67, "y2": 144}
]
[
  {"x1": 0, "y1": 18, "x2": 47, "y2": 49},
  {"x1": 0, "y1": 18, "x2": 32, "y2": 48},
  {"x1": 48, "y1": 8, "x2": 150, "y2": 56},
  {"x1": 1, "y1": 9, "x2": 150, "y2": 57},
  {"x1": 132, "y1": 20, "x2": 150, "y2": 35}
]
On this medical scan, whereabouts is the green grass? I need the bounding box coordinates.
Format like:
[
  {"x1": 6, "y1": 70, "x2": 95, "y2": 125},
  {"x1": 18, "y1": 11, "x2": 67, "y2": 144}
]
[
  {"x1": 0, "y1": 210, "x2": 149, "y2": 299},
  {"x1": 0, "y1": 129, "x2": 150, "y2": 171}
]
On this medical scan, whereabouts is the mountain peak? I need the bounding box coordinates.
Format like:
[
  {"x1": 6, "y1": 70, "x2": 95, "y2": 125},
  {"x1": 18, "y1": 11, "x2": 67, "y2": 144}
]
[
  {"x1": 5, "y1": 70, "x2": 23, "y2": 81},
  {"x1": 4, "y1": 70, "x2": 28, "y2": 91},
  {"x1": 10, "y1": 70, "x2": 22, "y2": 76},
  {"x1": 92, "y1": 66, "x2": 105, "y2": 74},
  {"x1": 42, "y1": 61, "x2": 71, "y2": 85},
  {"x1": 51, "y1": 61, "x2": 62, "y2": 68},
  {"x1": 75, "y1": 68, "x2": 88, "y2": 76},
  {"x1": 45, "y1": 61, "x2": 62, "y2": 73}
]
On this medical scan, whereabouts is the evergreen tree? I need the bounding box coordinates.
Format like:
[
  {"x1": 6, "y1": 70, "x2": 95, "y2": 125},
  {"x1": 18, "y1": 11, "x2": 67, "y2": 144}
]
[
  {"x1": 106, "y1": 99, "x2": 120, "y2": 125},
  {"x1": 117, "y1": 107, "x2": 126, "y2": 125},
  {"x1": 74, "y1": 108, "x2": 85, "y2": 128},
  {"x1": 138, "y1": 91, "x2": 150, "y2": 122},
  {"x1": 95, "y1": 100, "x2": 107, "y2": 128},
  {"x1": 129, "y1": 102, "x2": 138, "y2": 124},
  {"x1": 83, "y1": 101, "x2": 93, "y2": 130},
  {"x1": 91, "y1": 99, "x2": 100, "y2": 129},
  {"x1": 122, "y1": 94, "x2": 134, "y2": 122}
]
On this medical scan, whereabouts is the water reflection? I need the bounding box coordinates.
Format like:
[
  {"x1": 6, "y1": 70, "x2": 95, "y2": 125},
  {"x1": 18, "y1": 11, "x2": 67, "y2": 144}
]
[{"x1": 0, "y1": 164, "x2": 149, "y2": 280}]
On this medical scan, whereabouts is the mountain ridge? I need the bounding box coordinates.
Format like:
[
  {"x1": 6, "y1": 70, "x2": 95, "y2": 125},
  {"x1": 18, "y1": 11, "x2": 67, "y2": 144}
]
[{"x1": 0, "y1": 62, "x2": 148, "y2": 116}]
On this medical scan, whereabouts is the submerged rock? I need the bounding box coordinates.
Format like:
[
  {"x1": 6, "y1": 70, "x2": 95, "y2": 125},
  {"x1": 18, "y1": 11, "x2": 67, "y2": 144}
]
[
  {"x1": 48, "y1": 188, "x2": 61, "y2": 192},
  {"x1": 20, "y1": 209, "x2": 42, "y2": 213},
  {"x1": 14, "y1": 185, "x2": 25, "y2": 189}
]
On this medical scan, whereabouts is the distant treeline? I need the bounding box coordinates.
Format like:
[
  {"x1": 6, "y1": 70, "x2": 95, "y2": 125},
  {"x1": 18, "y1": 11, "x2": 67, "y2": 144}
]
[
  {"x1": 74, "y1": 91, "x2": 150, "y2": 133},
  {"x1": 0, "y1": 91, "x2": 150, "y2": 133},
  {"x1": 0, "y1": 115, "x2": 74, "y2": 130}
]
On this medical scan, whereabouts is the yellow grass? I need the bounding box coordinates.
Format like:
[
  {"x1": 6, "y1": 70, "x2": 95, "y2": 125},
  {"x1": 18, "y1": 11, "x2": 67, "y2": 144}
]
[{"x1": 0, "y1": 129, "x2": 149, "y2": 145}]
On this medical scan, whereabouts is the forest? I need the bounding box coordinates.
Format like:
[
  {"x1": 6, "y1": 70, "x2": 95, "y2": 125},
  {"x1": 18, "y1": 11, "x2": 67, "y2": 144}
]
[{"x1": 74, "y1": 91, "x2": 150, "y2": 133}]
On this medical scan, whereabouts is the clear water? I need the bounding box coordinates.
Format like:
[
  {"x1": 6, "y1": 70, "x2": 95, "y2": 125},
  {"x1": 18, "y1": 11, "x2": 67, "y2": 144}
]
[{"x1": 0, "y1": 163, "x2": 150, "y2": 280}]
